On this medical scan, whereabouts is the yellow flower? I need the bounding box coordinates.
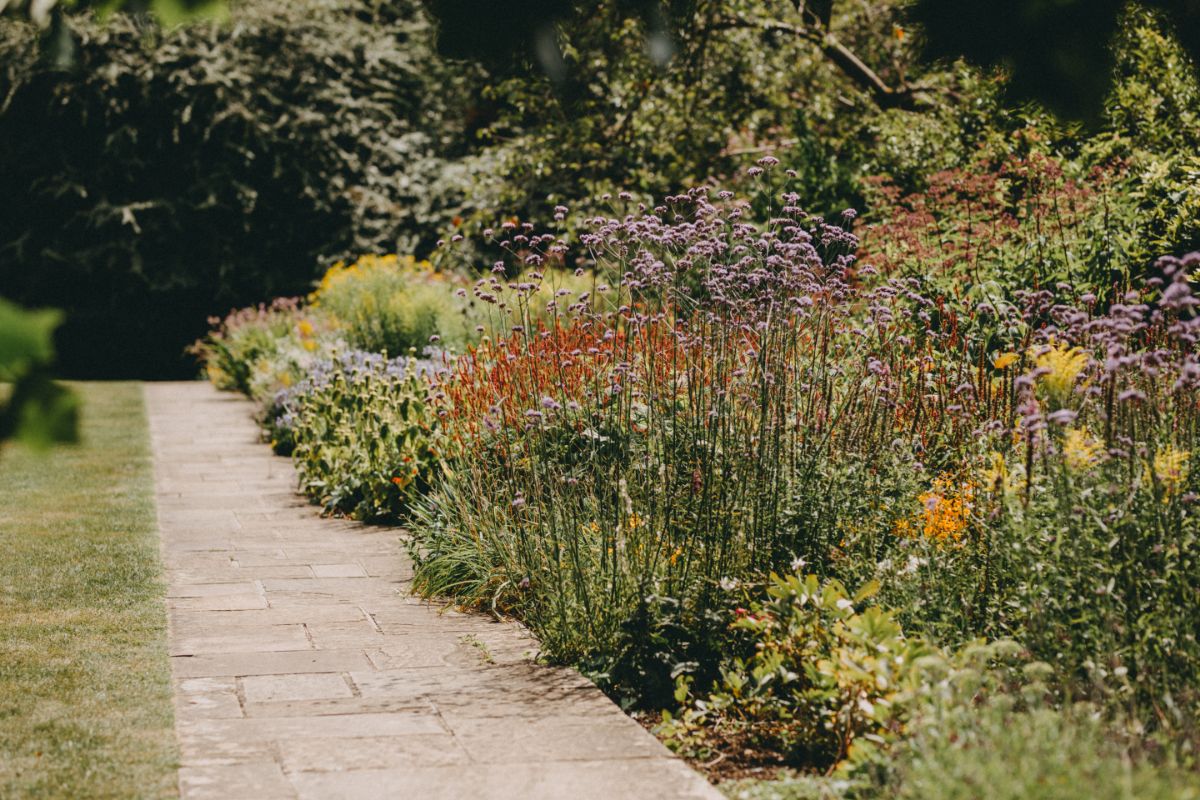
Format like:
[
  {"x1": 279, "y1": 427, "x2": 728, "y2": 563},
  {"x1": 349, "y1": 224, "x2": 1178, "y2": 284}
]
[
  {"x1": 980, "y1": 451, "x2": 1008, "y2": 491},
  {"x1": 1010, "y1": 416, "x2": 1027, "y2": 447},
  {"x1": 1151, "y1": 445, "x2": 1190, "y2": 499},
  {"x1": 993, "y1": 351, "x2": 1019, "y2": 370},
  {"x1": 310, "y1": 254, "x2": 426, "y2": 303},
  {"x1": 1035, "y1": 341, "x2": 1088, "y2": 403},
  {"x1": 897, "y1": 474, "x2": 974, "y2": 543},
  {"x1": 1062, "y1": 427, "x2": 1102, "y2": 472},
  {"x1": 297, "y1": 319, "x2": 315, "y2": 338}
]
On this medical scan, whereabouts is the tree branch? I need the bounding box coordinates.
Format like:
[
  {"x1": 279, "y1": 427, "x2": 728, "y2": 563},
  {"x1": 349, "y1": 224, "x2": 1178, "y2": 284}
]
[{"x1": 712, "y1": 15, "x2": 938, "y2": 111}]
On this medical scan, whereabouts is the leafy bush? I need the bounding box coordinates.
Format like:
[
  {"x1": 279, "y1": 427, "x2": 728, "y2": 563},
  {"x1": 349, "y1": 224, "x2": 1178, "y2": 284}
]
[
  {"x1": 659, "y1": 574, "x2": 931, "y2": 772},
  {"x1": 282, "y1": 351, "x2": 444, "y2": 520},
  {"x1": 191, "y1": 298, "x2": 307, "y2": 396},
  {"x1": 193, "y1": 256, "x2": 468, "y2": 518},
  {"x1": 193, "y1": 253, "x2": 477, "y2": 398},
  {"x1": 0, "y1": 0, "x2": 475, "y2": 377},
  {"x1": 884, "y1": 704, "x2": 1200, "y2": 800},
  {"x1": 438, "y1": 0, "x2": 935, "y2": 256},
  {"x1": 859, "y1": 150, "x2": 1142, "y2": 299},
  {"x1": 309, "y1": 254, "x2": 480, "y2": 356}
]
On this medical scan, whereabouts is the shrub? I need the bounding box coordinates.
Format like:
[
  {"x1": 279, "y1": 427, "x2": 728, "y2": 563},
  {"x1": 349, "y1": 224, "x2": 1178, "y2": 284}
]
[
  {"x1": 0, "y1": 0, "x2": 475, "y2": 377},
  {"x1": 884, "y1": 705, "x2": 1199, "y2": 800},
  {"x1": 309, "y1": 254, "x2": 480, "y2": 355},
  {"x1": 859, "y1": 150, "x2": 1142, "y2": 300},
  {"x1": 283, "y1": 351, "x2": 445, "y2": 520},
  {"x1": 191, "y1": 298, "x2": 307, "y2": 396},
  {"x1": 658, "y1": 574, "x2": 932, "y2": 772}
]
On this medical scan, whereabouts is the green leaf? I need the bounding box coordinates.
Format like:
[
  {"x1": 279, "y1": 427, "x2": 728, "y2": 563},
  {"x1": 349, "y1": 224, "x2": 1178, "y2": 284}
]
[
  {"x1": 0, "y1": 298, "x2": 79, "y2": 450},
  {"x1": 8, "y1": 373, "x2": 80, "y2": 450},
  {"x1": 0, "y1": 298, "x2": 61, "y2": 381},
  {"x1": 853, "y1": 579, "x2": 881, "y2": 603}
]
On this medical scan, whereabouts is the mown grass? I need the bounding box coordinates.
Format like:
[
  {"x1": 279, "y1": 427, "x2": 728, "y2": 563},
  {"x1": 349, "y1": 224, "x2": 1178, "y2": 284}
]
[{"x1": 0, "y1": 382, "x2": 176, "y2": 798}]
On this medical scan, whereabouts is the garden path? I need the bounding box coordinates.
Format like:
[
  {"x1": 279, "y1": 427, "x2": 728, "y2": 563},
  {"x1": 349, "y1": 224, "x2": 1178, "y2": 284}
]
[{"x1": 145, "y1": 381, "x2": 720, "y2": 800}]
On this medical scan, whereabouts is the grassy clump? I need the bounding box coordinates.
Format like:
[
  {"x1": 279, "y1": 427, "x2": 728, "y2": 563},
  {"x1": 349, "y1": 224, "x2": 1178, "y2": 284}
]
[{"x1": 0, "y1": 382, "x2": 175, "y2": 798}]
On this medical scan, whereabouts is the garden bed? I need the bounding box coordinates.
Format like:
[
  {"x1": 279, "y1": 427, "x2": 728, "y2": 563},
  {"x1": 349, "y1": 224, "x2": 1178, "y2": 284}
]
[{"x1": 192, "y1": 182, "x2": 1200, "y2": 797}]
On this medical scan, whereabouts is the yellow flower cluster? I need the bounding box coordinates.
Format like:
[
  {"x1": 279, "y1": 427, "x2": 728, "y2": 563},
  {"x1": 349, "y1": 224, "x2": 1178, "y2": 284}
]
[
  {"x1": 1035, "y1": 341, "x2": 1088, "y2": 403},
  {"x1": 1062, "y1": 427, "x2": 1103, "y2": 472},
  {"x1": 296, "y1": 318, "x2": 317, "y2": 352},
  {"x1": 992, "y1": 351, "x2": 1019, "y2": 370},
  {"x1": 919, "y1": 475, "x2": 974, "y2": 542},
  {"x1": 895, "y1": 474, "x2": 974, "y2": 543},
  {"x1": 1151, "y1": 445, "x2": 1191, "y2": 499},
  {"x1": 310, "y1": 254, "x2": 431, "y2": 304}
]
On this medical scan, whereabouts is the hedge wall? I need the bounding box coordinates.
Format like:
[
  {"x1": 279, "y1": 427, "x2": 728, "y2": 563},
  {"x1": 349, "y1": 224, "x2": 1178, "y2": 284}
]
[{"x1": 0, "y1": 0, "x2": 473, "y2": 377}]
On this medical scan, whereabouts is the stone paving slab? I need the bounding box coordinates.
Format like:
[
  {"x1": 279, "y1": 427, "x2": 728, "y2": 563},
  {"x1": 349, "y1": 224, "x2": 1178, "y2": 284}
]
[{"x1": 146, "y1": 382, "x2": 720, "y2": 800}]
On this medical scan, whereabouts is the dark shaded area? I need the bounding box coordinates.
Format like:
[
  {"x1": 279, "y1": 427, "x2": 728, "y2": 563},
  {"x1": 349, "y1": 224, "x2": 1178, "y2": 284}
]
[
  {"x1": 0, "y1": 1, "x2": 469, "y2": 378},
  {"x1": 423, "y1": 0, "x2": 675, "y2": 100},
  {"x1": 0, "y1": 66, "x2": 329, "y2": 377},
  {"x1": 424, "y1": 0, "x2": 674, "y2": 66},
  {"x1": 910, "y1": 0, "x2": 1200, "y2": 120}
]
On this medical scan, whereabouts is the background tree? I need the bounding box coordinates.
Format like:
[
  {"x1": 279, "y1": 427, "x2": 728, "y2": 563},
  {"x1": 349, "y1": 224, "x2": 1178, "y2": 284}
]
[
  {"x1": 0, "y1": 0, "x2": 478, "y2": 377},
  {"x1": 911, "y1": 0, "x2": 1200, "y2": 119},
  {"x1": 421, "y1": 0, "x2": 1200, "y2": 119}
]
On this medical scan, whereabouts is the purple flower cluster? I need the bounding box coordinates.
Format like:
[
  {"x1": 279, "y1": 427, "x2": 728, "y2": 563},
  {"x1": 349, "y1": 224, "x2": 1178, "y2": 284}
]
[{"x1": 269, "y1": 348, "x2": 444, "y2": 436}]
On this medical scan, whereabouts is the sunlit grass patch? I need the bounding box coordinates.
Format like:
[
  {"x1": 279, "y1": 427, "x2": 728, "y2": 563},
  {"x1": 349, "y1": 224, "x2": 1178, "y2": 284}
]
[{"x1": 0, "y1": 382, "x2": 175, "y2": 798}]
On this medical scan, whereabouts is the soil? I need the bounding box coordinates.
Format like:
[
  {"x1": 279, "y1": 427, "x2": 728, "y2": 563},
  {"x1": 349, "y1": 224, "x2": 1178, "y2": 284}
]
[{"x1": 632, "y1": 709, "x2": 804, "y2": 784}]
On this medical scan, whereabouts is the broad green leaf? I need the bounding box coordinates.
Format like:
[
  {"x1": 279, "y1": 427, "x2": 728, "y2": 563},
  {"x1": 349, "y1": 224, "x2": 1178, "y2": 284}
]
[
  {"x1": 0, "y1": 298, "x2": 61, "y2": 380},
  {"x1": 9, "y1": 373, "x2": 80, "y2": 449}
]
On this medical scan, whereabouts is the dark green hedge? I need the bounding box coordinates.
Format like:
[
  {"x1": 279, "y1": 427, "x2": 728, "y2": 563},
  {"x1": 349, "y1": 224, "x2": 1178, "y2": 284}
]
[{"x1": 0, "y1": 0, "x2": 472, "y2": 377}]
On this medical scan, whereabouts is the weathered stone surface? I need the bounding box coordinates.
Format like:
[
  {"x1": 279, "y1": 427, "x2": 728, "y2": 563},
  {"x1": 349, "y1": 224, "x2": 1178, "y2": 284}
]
[
  {"x1": 180, "y1": 711, "x2": 446, "y2": 740},
  {"x1": 146, "y1": 381, "x2": 721, "y2": 800},
  {"x1": 171, "y1": 649, "x2": 371, "y2": 678},
  {"x1": 242, "y1": 696, "x2": 430, "y2": 720},
  {"x1": 289, "y1": 759, "x2": 721, "y2": 800},
  {"x1": 167, "y1": 581, "x2": 260, "y2": 598},
  {"x1": 174, "y1": 678, "x2": 243, "y2": 721},
  {"x1": 444, "y1": 712, "x2": 668, "y2": 763},
  {"x1": 279, "y1": 734, "x2": 470, "y2": 772},
  {"x1": 240, "y1": 673, "x2": 354, "y2": 703},
  {"x1": 168, "y1": 593, "x2": 269, "y2": 612},
  {"x1": 179, "y1": 762, "x2": 295, "y2": 800},
  {"x1": 311, "y1": 563, "x2": 369, "y2": 578}
]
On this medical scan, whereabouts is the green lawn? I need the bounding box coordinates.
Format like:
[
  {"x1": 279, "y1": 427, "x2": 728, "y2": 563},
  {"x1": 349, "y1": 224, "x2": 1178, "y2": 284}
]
[{"x1": 0, "y1": 382, "x2": 176, "y2": 798}]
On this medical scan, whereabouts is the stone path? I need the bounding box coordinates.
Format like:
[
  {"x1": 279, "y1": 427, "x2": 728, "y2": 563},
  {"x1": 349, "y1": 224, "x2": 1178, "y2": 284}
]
[{"x1": 145, "y1": 382, "x2": 720, "y2": 800}]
